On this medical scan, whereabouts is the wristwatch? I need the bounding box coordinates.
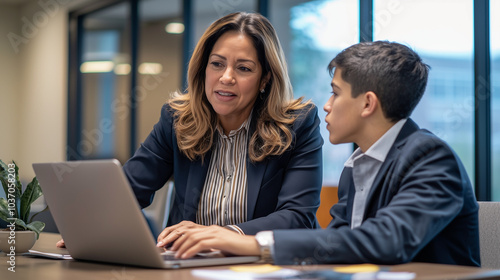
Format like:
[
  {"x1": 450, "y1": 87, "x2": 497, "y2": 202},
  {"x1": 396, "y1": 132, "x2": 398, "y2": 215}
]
[{"x1": 255, "y1": 231, "x2": 275, "y2": 263}]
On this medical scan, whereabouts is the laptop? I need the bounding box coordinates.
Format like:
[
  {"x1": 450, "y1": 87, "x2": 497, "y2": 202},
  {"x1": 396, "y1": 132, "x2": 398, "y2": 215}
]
[{"x1": 32, "y1": 159, "x2": 260, "y2": 269}]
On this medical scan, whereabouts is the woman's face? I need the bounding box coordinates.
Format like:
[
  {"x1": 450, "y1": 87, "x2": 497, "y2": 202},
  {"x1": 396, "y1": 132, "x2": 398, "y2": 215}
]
[{"x1": 205, "y1": 31, "x2": 265, "y2": 133}]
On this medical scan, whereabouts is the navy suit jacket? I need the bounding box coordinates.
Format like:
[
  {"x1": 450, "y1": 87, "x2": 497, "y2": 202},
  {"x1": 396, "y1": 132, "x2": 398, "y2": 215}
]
[
  {"x1": 123, "y1": 103, "x2": 323, "y2": 234},
  {"x1": 273, "y1": 119, "x2": 480, "y2": 266}
]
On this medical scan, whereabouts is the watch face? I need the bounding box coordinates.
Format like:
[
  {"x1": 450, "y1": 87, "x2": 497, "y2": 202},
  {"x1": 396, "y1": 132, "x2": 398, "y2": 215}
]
[
  {"x1": 256, "y1": 231, "x2": 272, "y2": 246},
  {"x1": 255, "y1": 232, "x2": 274, "y2": 263}
]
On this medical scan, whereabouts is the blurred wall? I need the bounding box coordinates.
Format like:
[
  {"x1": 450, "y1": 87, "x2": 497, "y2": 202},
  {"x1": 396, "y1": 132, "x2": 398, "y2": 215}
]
[
  {"x1": 0, "y1": 4, "x2": 21, "y2": 167},
  {"x1": 0, "y1": 0, "x2": 181, "y2": 182},
  {"x1": 0, "y1": 0, "x2": 90, "y2": 182}
]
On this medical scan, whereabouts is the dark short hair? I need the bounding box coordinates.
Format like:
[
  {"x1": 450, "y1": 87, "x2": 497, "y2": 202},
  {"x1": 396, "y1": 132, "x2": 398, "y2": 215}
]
[{"x1": 328, "y1": 41, "x2": 430, "y2": 121}]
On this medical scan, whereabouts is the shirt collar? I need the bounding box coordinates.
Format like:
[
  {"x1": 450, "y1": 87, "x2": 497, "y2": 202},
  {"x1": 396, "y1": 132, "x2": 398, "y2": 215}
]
[{"x1": 345, "y1": 119, "x2": 407, "y2": 167}]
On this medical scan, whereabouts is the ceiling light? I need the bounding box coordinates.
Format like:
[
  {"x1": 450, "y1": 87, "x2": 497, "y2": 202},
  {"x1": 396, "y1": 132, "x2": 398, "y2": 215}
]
[
  {"x1": 80, "y1": 61, "x2": 114, "y2": 73},
  {"x1": 139, "y1": 63, "x2": 162, "y2": 75},
  {"x1": 165, "y1": 22, "x2": 184, "y2": 34},
  {"x1": 114, "y1": 63, "x2": 131, "y2": 75}
]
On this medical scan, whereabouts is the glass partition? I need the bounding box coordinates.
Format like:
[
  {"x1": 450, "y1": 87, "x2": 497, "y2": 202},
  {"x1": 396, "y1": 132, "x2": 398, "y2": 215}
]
[
  {"x1": 193, "y1": 0, "x2": 257, "y2": 42},
  {"x1": 374, "y1": 0, "x2": 475, "y2": 185},
  {"x1": 491, "y1": 0, "x2": 500, "y2": 200},
  {"x1": 137, "y1": 0, "x2": 183, "y2": 146},
  {"x1": 270, "y1": 0, "x2": 359, "y2": 186},
  {"x1": 68, "y1": 0, "x2": 498, "y2": 197},
  {"x1": 80, "y1": 2, "x2": 131, "y2": 162}
]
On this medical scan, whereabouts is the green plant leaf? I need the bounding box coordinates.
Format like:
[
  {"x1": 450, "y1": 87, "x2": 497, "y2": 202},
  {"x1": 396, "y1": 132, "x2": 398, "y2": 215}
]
[
  {"x1": 14, "y1": 218, "x2": 28, "y2": 231},
  {"x1": 26, "y1": 221, "x2": 45, "y2": 239},
  {"x1": 8, "y1": 216, "x2": 45, "y2": 239},
  {"x1": 0, "y1": 197, "x2": 12, "y2": 222},
  {"x1": 0, "y1": 160, "x2": 46, "y2": 238},
  {"x1": 29, "y1": 204, "x2": 49, "y2": 223},
  {"x1": 0, "y1": 176, "x2": 9, "y2": 203},
  {"x1": 0, "y1": 160, "x2": 22, "y2": 218},
  {"x1": 20, "y1": 177, "x2": 43, "y2": 222},
  {"x1": 0, "y1": 159, "x2": 10, "y2": 199}
]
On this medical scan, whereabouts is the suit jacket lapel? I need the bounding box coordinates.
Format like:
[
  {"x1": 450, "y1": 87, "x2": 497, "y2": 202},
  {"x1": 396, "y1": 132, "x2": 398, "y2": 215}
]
[
  {"x1": 341, "y1": 167, "x2": 356, "y2": 225},
  {"x1": 246, "y1": 108, "x2": 268, "y2": 220},
  {"x1": 184, "y1": 150, "x2": 212, "y2": 221},
  {"x1": 365, "y1": 119, "x2": 420, "y2": 216},
  {"x1": 246, "y1": 158, "x2": 267, "y2": 220}
]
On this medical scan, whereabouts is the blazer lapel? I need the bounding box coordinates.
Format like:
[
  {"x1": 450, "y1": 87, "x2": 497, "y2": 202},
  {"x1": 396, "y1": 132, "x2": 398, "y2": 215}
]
[
  {"x1": 183, "y1": 150, "x2": 212, "y2": 221},
  {"x1": 246, "y1": 108, "x2": 268, "y2": 220},
  {"x1": 365, "y1": 119, "x2": 420, "y2": 215},
  {"x1": 246, "y1": 158, "x2": 268, "y2": 220},
  {"x1": 341, "y1": 167, "x2": 356, "y2": 225}
]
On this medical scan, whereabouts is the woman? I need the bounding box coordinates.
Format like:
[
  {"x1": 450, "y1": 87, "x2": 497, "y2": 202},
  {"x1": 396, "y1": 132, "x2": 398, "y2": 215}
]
[
  {"x1": 57, "y1": 12, "x2": 323, "y2": 249},
  {"x1": 138, "y1": 12, "x2": 323, "y2": 247}
]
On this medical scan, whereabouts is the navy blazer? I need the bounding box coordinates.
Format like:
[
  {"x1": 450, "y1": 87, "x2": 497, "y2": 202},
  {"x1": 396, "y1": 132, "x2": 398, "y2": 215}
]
[
  {"x1": 123, "y1": 103, "x2": 323, "y2": 234},
  {"x1": 273, "y1": 119, "x2": 480, "y2": 266}
]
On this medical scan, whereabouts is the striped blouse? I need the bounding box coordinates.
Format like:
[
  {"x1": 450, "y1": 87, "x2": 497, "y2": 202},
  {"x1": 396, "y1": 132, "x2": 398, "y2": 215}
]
[{"x1": 195, "y1": 117, "x2": 251, "y2": 234}]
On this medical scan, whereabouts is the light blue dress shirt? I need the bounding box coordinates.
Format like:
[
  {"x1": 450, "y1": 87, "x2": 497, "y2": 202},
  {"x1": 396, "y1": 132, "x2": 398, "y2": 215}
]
[
  {"x1": 260, "y1": 119, "x2": 408, "y2": 262},
  {"x1": 344, "y1": 119, "x2": 407, "y2": 228}
]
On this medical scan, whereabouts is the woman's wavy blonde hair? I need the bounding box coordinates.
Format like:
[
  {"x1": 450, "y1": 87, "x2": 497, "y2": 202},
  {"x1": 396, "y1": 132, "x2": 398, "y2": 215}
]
[{"x1": 169, "y1": 12, "x2": 310, "y2": 162}]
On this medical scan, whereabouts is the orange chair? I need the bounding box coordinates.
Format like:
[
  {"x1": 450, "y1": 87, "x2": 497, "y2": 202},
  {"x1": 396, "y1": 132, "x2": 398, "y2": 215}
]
[{"x1": 316, "y1": 186, "x2": 338, "y2": 228}]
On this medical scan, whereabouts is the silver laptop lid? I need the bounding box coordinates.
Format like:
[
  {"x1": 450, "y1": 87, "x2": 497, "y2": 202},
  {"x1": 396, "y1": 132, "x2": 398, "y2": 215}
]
[
  {"x1": 33, "y1": 159, "x2": 259, "y2": 269},
  {"x1": 33, "y1": 159, "x2": 167, "y2": 268}
]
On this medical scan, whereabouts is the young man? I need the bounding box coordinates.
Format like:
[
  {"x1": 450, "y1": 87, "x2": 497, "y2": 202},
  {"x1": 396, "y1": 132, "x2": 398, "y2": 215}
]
[{"x1": 166, "y1": 41, "x2": 480, "y2": 267}]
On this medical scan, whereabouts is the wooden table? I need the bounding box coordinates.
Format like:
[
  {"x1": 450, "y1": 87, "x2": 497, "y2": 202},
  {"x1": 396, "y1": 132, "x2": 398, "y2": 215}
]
[{"x1": 1, "y1": 232, "x2": 499, "y2": 280}]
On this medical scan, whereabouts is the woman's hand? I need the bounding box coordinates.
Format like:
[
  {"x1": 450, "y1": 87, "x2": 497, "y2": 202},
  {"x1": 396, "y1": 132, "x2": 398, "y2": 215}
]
[
  {"x1": 56, "y1": 239, "x2": 66, "y2": 248},
  {"x1": 156, "y1": 220, "x2": 207, "y2": 247},
  {"x1": 170, "y1": 225, "x2": 260, "y2": 259}
]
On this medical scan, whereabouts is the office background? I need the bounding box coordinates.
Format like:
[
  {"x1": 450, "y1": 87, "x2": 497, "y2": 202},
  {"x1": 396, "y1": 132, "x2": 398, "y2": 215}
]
[{"x1": 0, "y1": 0, "x2": 499, "y2": 202}]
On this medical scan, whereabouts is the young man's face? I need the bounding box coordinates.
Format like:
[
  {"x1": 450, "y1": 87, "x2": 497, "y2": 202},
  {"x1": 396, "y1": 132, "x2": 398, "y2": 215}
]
[{"x1": 323, "y1": 68, "x2": 365, "y2": 145}]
